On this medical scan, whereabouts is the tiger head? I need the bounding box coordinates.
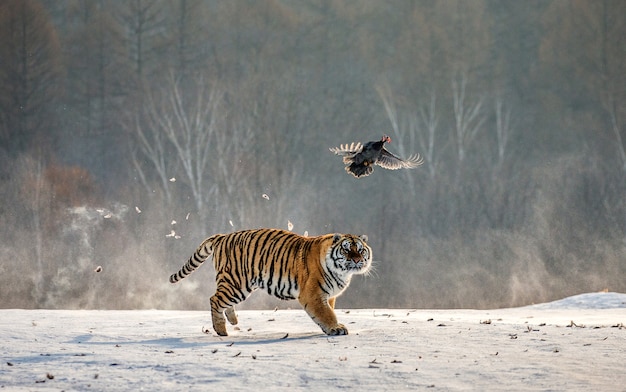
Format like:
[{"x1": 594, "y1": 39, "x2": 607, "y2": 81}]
[{"x1": 328, "y1": 234, "x2": 372, "y2": 275}]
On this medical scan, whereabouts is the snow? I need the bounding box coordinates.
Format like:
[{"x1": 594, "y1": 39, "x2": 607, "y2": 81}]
[{"x1": 1, "y1": 292, "x2": 625, "y2": 391}]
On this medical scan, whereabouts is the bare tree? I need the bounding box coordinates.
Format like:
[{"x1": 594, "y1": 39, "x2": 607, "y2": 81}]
[
  {"x1": 131, "y1": 111, "x2": 174, "y2": 204},
  {"x1": 494, "y1": 96, "x2": 513, "y2": 169},
  {"x1": 129, "y1": 73, "x2": 261, "y2": 230},
  {"x1": 376, "y1": 83, "x2": 399, "y2": 134},
  {"x1": 132, "y1": 74, "x2": 222, "y2": 215},
  {"x1": 610, "y1": 104, "x2": 626, "y2": 173},
  {"x1": 452, "y1": 72, "x2": 485, "y2": 164},
  {"x1": 539, "y1": 1, "x2": 626, "y2": 173},
  {"x1": 596, "y1": 1, "x2": 626, "y2": 174},
  {"x1": 377, "y1": 82, "x2": 443, "y2": 180},
  {"x1": 18, "y1": 154, "x2": 46, "y2": 304},
  {"x1": 416, "y1": 91, "x2": 440, "y2": 179},
  {"x1": 376, "y1": 83, "x2": 417, "y2": 188},
  {"x1": 212, "y1": 107, "x2": 255, "y2": 226}
]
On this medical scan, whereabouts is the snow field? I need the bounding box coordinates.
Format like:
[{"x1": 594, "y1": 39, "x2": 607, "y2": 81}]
[{"x1": 1, "y1": 292, "x2": 625, "y2": 391}]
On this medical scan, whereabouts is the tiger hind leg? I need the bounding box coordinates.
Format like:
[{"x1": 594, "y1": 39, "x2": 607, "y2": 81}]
[
  {"x1": 225, "y1": 306, "x2": 238, "y2": 325},
  {"x1": 210, "y1": 287, "x2": 244, "y2": 336},
  {"x1": 210, "y1": 294, "x2": 229, "y2": 336}
]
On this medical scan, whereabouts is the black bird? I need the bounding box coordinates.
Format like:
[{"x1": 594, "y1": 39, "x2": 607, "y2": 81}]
[{"x1": 329, "y1": 135, "x2": 424, "y2": 178}]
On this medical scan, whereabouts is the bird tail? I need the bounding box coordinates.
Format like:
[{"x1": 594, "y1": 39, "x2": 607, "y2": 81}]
[{"x1": 346, "y1": 162, "x2": 373, "y2": 178}]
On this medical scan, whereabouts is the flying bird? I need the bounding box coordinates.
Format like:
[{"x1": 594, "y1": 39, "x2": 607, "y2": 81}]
[{"x1": 329, "y1": 135, "x2": 424, "y2": 178}]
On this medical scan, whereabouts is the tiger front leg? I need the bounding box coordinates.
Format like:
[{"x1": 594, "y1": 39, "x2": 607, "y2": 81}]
[{"x1": 300, "y1": 296, "x2": 348, "y2": 336}]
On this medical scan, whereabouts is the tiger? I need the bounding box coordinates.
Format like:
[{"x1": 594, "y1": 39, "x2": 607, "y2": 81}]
[{"x1": 169, "y1": 228, "x2": 372, "y2": 336}]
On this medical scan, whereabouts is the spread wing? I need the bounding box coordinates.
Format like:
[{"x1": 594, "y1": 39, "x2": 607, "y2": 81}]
[
  {"x1": 329, "y1": 142, "x2": 363, "y2": 156},
  {"x1": 376, "y1": 147, "x2": 424, "y2": 170},
  {"x1": 329, "y1": 142, "x2": 363, "y2": 164}
]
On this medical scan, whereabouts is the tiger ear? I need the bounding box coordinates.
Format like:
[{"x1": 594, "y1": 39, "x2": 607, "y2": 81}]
[
  {"x1": 359, "y1": 234, "x2": 368, "y2": 243},
  {"x1": 332, "y1": 233, "x2": 342, "y2": 244}
]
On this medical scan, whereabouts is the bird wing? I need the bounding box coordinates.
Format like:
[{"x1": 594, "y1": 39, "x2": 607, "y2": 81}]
[
  {"x1": 329, "y1": 142, "x2": 364, "y2": 164},
  {"x1": 376, "y1": 147, "x2": 424, "y2": 170},
  {"x1": 329, "y1": 142, "x2": 363, "y2": 156}
]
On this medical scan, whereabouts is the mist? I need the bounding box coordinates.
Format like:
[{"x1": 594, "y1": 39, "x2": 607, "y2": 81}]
[{"x1": 1, "y1": 1, "x2": 625, "y2": 311}]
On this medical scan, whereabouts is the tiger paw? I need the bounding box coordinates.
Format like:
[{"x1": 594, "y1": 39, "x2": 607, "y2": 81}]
[
  {"x1": 211, "y1": 313, "x2": 228, "y2": 336},
  {"x1": 326, "y1": 324, "x2": 348, "y2": 336}
]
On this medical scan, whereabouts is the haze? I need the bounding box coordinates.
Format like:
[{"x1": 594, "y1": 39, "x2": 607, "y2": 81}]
[{"x1": 1, "y1": 1, "x2": 624, "y2": 311}]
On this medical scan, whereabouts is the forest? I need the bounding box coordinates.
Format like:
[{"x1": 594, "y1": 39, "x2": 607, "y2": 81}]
[{"x1": 1, "y1": 0, "x2": 625, "y2": 310}]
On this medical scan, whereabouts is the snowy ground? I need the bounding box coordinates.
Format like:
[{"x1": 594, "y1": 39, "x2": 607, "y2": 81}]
[{"x1": 1, "y1": 292, "x2": 625, "y2": 391}]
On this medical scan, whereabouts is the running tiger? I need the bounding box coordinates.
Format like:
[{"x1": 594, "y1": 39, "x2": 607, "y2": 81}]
[{"x1": 169, "y1": 228, "x2": 372, "y2": 336}]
